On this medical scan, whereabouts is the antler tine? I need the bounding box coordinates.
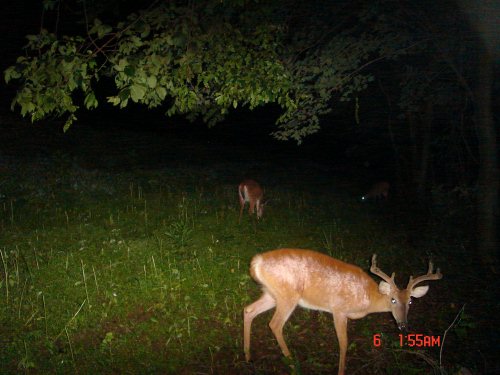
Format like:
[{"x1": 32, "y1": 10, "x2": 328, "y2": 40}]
[
  {"x1": 370, "y1": 254, "x2": 397, "y2": 287},
  {"x1": 407, "y1": 260, "x2": 443, "y2": 290}
]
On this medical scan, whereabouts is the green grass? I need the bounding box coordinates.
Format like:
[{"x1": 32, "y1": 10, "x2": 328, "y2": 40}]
[{"x1": 0, "y1": 162, "x2": 480, "y2": 374}]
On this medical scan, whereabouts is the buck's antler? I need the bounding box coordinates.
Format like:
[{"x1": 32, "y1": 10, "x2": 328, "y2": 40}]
[
  {"x1": 407, "y1": 260, "x2": 443, "y2": 290},
  {"x1": 370, "y1": 254, "x2": 397, "y2": 288}
]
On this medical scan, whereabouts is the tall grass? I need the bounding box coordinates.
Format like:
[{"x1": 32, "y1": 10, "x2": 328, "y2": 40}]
[{"x1": 0, "y1": 162, "x2": 465, "y2": 374}]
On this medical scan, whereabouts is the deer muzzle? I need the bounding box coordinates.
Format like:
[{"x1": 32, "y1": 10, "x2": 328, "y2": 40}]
[{"x1": 397, "y1": 321, "x2": 408, "y2": 333}]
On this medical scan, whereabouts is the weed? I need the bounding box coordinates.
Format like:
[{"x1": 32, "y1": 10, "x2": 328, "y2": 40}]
[{"x1": 165, "y1": 220, "x2": 193, "y2": 248}]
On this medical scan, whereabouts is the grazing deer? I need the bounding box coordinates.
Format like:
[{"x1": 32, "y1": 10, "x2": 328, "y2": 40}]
[
  {"x1": 238, "y1": 179, "x2": 265, "y2": 223},
  {"x1": 362, "y1": 181, "x2": 390, "y2": 201},
  {"x1": 244, "y1": 249, "x2": 442, "y2": 375}
]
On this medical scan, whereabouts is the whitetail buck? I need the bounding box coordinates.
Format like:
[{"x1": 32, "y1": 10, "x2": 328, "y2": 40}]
[
  {"x1": 244, "y1": 249, "x2": 442, "y2": 375},
  {"x1": 238, "y1": 179, "x2": 265, "y2": 223},
  {"x1": 362, "y1": 181, "x2": 390, "y2": 201}
]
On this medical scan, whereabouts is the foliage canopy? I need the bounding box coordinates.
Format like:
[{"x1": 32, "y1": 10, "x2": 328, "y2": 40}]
[{"x1": 5, "y1": 0, "x2": 413, "y2": 142}]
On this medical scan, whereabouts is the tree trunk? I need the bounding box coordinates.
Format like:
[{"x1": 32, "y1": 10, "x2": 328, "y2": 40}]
[
  {"x1": 475, "y1": 49, "x2": 499, "y2": 272},
  {"x1": 458, "y1": 0, "x2": 499, "y2": 272}
]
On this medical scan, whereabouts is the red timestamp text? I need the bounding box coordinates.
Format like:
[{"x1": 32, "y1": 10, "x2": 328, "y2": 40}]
[
  {"x1": 372, "y1": 333, "x2": 441, "y2": 347},
  {"x1": 399, "y1": 333, "x2": 441, "y2": 347}
]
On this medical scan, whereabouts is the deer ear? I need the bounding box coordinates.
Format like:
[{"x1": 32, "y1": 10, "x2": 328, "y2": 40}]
[
  {"x1": 410, "y1": 285, "x2": 429, "y2": 298},
  {"x1": 378, "y1": 281, "x2": 391, "y2": 295}
]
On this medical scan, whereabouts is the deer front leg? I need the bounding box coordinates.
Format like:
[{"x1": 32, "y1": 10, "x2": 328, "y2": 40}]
[
  {"x1": 333, "y1": 313, "x2": 348, "y2": 375},
  {"x1": 244, "y1": 293, "x2": 276, "y2": 361}
]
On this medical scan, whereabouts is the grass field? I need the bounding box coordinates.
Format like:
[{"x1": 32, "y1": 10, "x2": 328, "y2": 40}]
[{"x1": 0, "y1": 152, "x2": 493, "y2": 374}]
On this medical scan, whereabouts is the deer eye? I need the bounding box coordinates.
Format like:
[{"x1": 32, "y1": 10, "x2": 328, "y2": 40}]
[{"x1": 391, "y1": 298, "x2": 396, "y2": 304}]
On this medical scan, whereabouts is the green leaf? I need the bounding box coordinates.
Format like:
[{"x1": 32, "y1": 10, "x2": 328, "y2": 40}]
[
  {"x1": 63, "y1": 114, "x2": 76, "y2": 132},
  {"x1": 107, "y1": 96, "x2": 120, "y2": 106},
  {"x1": 4, "y1": 66, "x2": 20, "y2": 83},
  {"x1": 119, "y1": 98, "x2": 129, "y2": 108},
  {"x1": 84, "y1": 92, "x2": 98, "y2": 109},
  {"x1": 130, "y1": 84, "x2": 146, "y2": 102},
  {"x1": 115, "y1": 59, "x2": 128, "y2": 72},
  {"x1": 140, "y1": 24, "x2": 151, "y2": 38},
  {"x1": 146, "y1": 76, "x2": 157, "y2": 88},
  {"x1": 156, "y1": 86, "x2": 167, "y2": 100},
  {"x1": 97, "y1": 24, "x2": 112, "y2": 39},
  {"x1": 124, "y1": 65, "x2": 136, "y2": 77},
  {"x1": 20, "y1": 101, "x2": 35, "y2": 117},
  {"x1": 119, "y1": 88, "x2": 130, "y2": 101}
]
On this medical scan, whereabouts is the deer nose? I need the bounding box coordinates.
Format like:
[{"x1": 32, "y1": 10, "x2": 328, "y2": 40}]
[{"x1": 397, "y1": 322, "x2": 408, "y2": 333}]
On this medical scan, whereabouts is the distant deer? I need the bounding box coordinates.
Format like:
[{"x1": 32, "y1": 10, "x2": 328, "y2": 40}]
[
  {"x1": 238, "y1": 179, "x2": 265, "y2": 223},
  {"x1": 362, "y1": 181, "x2": 390, "y2": 201},
  {"x1": 244, "y1": 249, "x2": 442, "y2": 375}
]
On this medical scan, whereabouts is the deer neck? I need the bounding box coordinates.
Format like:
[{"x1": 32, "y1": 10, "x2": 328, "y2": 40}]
[{"x1": 367, "y1": 281, "x2": 392, "y2": 314}]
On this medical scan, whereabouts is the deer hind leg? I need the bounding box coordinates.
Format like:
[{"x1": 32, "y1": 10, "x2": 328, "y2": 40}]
[
  {"x1": 333, "y1": 313, "x2": 348, "y2": 375},
  {"x1": 268, "y1": 295, "x2": 299, "y2": 358},
  {"x1": 249, "y1": 200, "x2": 256, "y2": 216},
  {"x1": 244, "y1": 292, "x2": 276, "y2": 361},
  {"x1": 238, "y1": 188, "x2": 247, "y2": 223},
  {"x1": 255, "y1": 199, "x2": 262, "y2": 219},
  {"x1": 239, "y1": 201, "x2": 245, "y2": 224}
]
